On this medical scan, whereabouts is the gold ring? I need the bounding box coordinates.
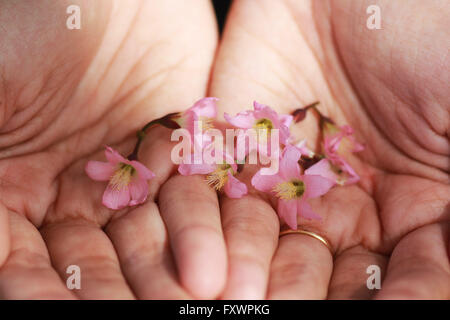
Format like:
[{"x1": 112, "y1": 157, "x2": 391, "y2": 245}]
[{"x1": 279, "y1": 229, "x2": 333, "y2": 254}]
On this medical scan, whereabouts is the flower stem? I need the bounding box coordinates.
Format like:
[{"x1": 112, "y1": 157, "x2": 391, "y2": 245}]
[
  {"x1": 291, "y1": 101, "x2": 335, "y2": 157},
  {"x1": 291, "y1": 101, "x2": 320, "y2": 122},
  {"x1": 127, "y1": 112, "x2": 181, "y2": 160},
  {"x1": 292, "y1": 101, "x2": 336, "y2": 125}
]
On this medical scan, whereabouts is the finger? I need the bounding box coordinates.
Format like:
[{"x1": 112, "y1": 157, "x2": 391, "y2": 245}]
[
  {"x1": 106, "y1": 201, "x2": 191, "y2": 299},
  {"x1": 210, "y1": 0, "x2": 331, "y2": 131},
  {"x1": 159, "y1": 174, "x2": 227, "y2": 299},
  {"x1": 220, "y1": 184, "x2": 280, "y2": 299},
  {"x1": 0, "y1": 203, "x2": 10, "y2": 267},
  {"x1": 0, "y1": 211, "x2": 75, "y2": 299},
  {"x1": 40, "y1": 221, "x2": 135, "y2": 299},
  {"x1": 376, "y1": 222, "x2": 450, "y2": 299},
  {"x1": 105, "y1": 127, "x2": 190, "y2": 299},
  {"x1": 327, "y1": 245, "x2": 388, "y2": 299},
  {"x1": 267, "y1": 231, "x2": 332, "y2": 300}
]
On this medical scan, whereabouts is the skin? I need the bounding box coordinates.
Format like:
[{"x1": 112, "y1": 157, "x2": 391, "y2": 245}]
[
  {"x1": 0, "y1": 0, "x2": 448, "y2": 300},
  {"x1": 0, "y1": 0, "x2": 221, "y2": 299}
]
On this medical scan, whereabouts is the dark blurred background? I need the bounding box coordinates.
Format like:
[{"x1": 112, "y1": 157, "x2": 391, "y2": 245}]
[{"x1": 212, "y1": 0, "x2": 232, "y2": 33}]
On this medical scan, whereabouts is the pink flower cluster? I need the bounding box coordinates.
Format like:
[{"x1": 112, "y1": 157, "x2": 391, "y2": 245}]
[
  {"x1": 176, "y1": 98, "x2": 364, "y2": 229},
  {"x1": 85, "y1": 97, "x2": 364, "y2": 230}
]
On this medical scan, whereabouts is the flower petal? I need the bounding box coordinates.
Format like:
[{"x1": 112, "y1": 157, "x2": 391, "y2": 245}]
[
  {"x1": 294, "y1": 139, "x2": 314, "y2": 157},
  {"x1": 129, "y1": 178, "x2": 149, "y2": 206},
  {"x1": 190, "y1": 97, "x2": 218, "y2": 119},
  {"x1": 279, "y1": 145, "x2": 302, "y2": 179},
  {"x1": 105, "y1": 146, "x2": 126, "y2": 164},
  {"x1": 235, "y1": 130, "x2": 258, "y2": 160},
  {"x1": 102, "y1": 185, "x2": 131, "y2": 210},
  {"x1": 222, "y1": 152, "x2": 239, "y2": 172},
  {"x1": 130, "y1": 161, "x2": 155, "y2": 180},
  {"x1": 279, "y1": 123, "x2": 291, "y2": 145},
  {"x1": 85, "y1": 161, "x2": 115, "y2": 181},
  {"x1": 340, "y1": 160, "x2": 360, "y2": 185},
  {"x1": 302, "y1": 174, "x2": 335, "y2": 199},
  {"x1": 297, "y1": 200, "x2": 321, "y2": 220},
  {"x1": 182, "y1": 109, "x2": 196, "y2": 132},
  {"x1": 253, "y1": 101, "x2": 266, "y2": 111},
  {"x1": 341, "y1": 125, "x2": 354, "y2": 135},
  {"x1": 253, "y1": 102, "x2": 279, "y2": 124},
  {"x1": 341, "y1": 126, "x2": 364, "y2": 153},
  {"x1": 251, "y1": 169, "x2": 283, "y2": 192},
  {"x1": 224, "y1": 111, "x2": 255, "y2": 128},
  {"x1": 305, "y1": 159, "x2": 338, "y2": 184},
  {"x1": 279, "y1": 114, "x2": 293, "y2": 128},
  {"x1": 224, "y1": 172, "x2": 248, "y2": 198},
  {"x1": 278, "y1": 199, "x2": 298, "y2": 230}
]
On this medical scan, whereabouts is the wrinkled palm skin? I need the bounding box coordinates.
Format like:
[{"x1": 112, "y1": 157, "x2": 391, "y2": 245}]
[{"x1": 0, "y1": 0, "x2": 448, "y2": 300}]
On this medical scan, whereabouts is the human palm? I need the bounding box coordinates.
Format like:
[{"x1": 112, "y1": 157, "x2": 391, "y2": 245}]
[
  {"x1": 0, "y1": 0, "x2": 448, "y2": 300},
  {"x1": 209, "y1": 0, "x2": 449, "y2": 299},
  {"x1": 0, "y1": 0, "x2": 220, "y2": 299}
]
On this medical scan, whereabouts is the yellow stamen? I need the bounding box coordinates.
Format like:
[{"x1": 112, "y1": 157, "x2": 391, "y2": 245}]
[
  {"x1": 206, "y1": 164, "x2": 232, "y2": 190},
  {"x1": 176, "y1": 114, "x2": 214, "y2": 132},
  {"x1": 109, "y1": 163, "x2": 136, "y2": 190},
  {"x1": 253, "y1": 118, "x2": 273, "y2": 131},
  {"x1": 273, "y1": 179, "x2": 305, "y2": 200},
  {"x1": 199, "y1": 117, "x2": 214, "y2": 131},
  {"x1": 253, "y1": 118, "x2": 274, "y2": 142}
]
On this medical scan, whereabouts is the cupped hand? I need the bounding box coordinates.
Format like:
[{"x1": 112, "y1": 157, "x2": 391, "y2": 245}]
[
  {"x1": 0, "y1": 0, "x2": 229, "y2": 299},
  {"x1": 0, "y1": 0, "x2": 448, "y2": 301},
  {"x1": 207, "y1": 0, "x2": 449, "y2": 299}
]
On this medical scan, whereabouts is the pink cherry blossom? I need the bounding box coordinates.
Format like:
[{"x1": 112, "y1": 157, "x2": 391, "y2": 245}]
[
  {"x1": 85, "y1": 146, "x2": 155, "y2": 210},
  {"x1": 323, "y1": 124, "x2": 364, "y2": 185},
  {"x1": 251, "y1": 145, "x2": 334, "y2": 230},
  {"x1": 176, "y1": 97, "x2": 218, "y2": 148},
  {"x1": 224, "y1": 101, "x2": 293, "y2": 158},
  {"x1": 178, "y1": 148, "x2": 248, "y2": 199}
]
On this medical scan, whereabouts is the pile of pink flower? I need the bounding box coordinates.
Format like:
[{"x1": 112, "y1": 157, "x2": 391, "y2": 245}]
[{"x1": 86, "y1": 98, "x2": 364, "y2": 230}]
